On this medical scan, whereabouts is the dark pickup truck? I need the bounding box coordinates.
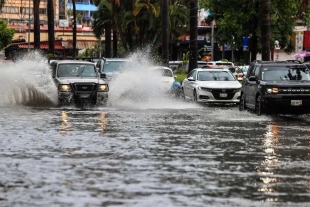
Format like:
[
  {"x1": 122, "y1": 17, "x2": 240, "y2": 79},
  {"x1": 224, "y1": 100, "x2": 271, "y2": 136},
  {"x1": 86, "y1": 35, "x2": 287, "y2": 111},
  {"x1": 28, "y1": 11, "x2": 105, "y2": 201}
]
[
  {"x1": 239, "y1": 60, "x2": 310, "y2": 115},
  {"x1": 49, "y1": 58, "x2": 109, "y2": 105}
]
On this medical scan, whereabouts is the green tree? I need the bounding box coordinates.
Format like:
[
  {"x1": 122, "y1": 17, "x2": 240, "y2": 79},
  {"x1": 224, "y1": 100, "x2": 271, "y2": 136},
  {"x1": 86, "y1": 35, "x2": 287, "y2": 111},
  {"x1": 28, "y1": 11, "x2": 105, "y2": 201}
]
[
  {"x1": 0, "y1": 19, "x2": 14, "y2": 51},
  {"x1": 92, "y1": 0, "x2": 189, "y2": 55},
  {"x1": 201, "y1": 0, "x2": 310, "y2": 61}
]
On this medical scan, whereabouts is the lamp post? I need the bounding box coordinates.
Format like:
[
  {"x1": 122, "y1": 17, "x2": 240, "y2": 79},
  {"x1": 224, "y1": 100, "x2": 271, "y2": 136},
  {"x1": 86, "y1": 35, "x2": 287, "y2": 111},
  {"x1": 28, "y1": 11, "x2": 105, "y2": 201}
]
[
  {"x1": 27, "y1": 0, "x2": 31, "y2": 51},
  {"x1": 211, "y1": 20, "x2": 214, "y2": 61}
]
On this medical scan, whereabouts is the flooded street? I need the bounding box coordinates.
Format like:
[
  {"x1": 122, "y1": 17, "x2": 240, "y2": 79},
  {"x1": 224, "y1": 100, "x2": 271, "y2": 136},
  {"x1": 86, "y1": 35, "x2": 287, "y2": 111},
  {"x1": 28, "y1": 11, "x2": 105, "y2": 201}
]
[
  {"x1": 1, "y1": 104, "x2": 310, "y2": 207},
  {"x1": 1, "y1": 55, "x2": 310, "y2": 207}
]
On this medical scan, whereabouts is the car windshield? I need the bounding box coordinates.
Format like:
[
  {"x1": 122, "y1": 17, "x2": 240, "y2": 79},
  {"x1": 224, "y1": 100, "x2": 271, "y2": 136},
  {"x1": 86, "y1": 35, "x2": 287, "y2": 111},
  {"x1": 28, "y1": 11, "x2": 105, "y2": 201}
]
[
  {"x1": 153, "y1": 68, "x2": 173, "y2": 77},
  {"x1": 58, "y1": 64, "x2": 97, "y2": 77},
  {"x1": 197, "y1": 71, "x2": 236, "y2": 81},
  {"x1": 261, "y1": 66, "x2": 310, "y2": 81},
  {"x1": 103, "y1": 61, "x2": 132, "y2": 73}
]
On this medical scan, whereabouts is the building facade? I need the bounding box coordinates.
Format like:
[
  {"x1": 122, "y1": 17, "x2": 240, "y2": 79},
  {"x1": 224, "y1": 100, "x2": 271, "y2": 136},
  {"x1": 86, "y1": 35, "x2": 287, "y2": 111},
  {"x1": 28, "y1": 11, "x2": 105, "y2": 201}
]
[{"x1": 0, "y1": 0, "x2": 99, "y2": 53}]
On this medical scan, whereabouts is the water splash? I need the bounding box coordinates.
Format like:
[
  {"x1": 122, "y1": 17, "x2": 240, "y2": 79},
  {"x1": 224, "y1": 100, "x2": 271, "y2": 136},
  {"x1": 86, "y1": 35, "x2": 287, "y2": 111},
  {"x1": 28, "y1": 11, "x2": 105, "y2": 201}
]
[
  {"x1": 107, "y1": 50, "x2": 201, "y2": 109},
  {"x1": 0, "y1": 51, "x2": 58, "y2": 106}
]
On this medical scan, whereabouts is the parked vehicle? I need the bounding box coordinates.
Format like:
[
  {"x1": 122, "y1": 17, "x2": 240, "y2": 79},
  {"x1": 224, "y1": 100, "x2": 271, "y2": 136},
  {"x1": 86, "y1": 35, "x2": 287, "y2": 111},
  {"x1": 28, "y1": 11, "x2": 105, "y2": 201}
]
[
  {"x1": 239, "y1": 60, "x2": 310, "y2": 115},
  {"x1": 235, "y1": 65, "x2": 249, "y2": 81},
  {"x1": 49, "y1": 59, "x2": 109, "y2": 105},
  {"x1": 182, "y1": 68, "x2": 241, "y2": 103},
  {"x1": 149, "y1": 66, "x2": 176, "y2": 93}
]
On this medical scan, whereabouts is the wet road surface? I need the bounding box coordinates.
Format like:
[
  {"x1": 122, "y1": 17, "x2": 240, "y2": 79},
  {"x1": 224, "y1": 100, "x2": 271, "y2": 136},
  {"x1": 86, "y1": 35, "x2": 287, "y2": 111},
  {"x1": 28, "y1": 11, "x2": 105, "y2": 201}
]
[{"x1": 1, "y1": 103, "x2": 310, "y2": 207}]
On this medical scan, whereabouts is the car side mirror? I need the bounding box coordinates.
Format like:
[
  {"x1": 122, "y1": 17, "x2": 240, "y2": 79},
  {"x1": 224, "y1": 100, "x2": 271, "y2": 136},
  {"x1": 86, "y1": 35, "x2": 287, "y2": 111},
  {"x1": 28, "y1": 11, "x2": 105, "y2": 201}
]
[
  {"x1": 100, "y1": 73, "x2": 106, "y2": 79},
  {"x1": 249, "y1": 76, "x2": 257, "y2": 81},
  {"x1": 188, "y1": 77, "x2": 195, "y2": 81}
]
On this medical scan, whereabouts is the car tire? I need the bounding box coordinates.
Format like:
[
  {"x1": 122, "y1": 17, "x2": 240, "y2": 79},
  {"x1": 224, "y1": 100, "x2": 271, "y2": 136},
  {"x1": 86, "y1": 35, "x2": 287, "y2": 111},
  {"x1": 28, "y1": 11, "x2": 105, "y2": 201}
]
[
  {"x1": 255, "y1": 95, "x2": 263, "y2": 116},
  {"x1": 239, "y1": 94, "x2": 246, "y2": 111},
  {"x1": 193, "y1": 90, "x2": 198, "y2": 103}
]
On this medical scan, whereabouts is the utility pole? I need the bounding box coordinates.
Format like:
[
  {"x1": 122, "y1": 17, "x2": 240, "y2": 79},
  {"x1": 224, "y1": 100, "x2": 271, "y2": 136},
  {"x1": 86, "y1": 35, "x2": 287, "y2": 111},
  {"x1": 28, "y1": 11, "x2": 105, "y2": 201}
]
[
  {"x1": 47, "y1": 0, "x2": 55, "y2": 54},
  {"x1": 189, "y1": 0, "x2": 198, "y2": 72},
  {"x1": 72, "y1": 0, "x2": 77, "y2": 58},
  {"x1": 28, "y1": 0, "x2": 31, "y2": 51},
  {"x1": 211, "y1": 20, "x2": 214, "y2": 61},
  {"x1": 161, "y1": 0, "x2": 169, "y2": 66},
  {"x1": 261, "y1": 0, "x2": 270, "y2": 60},
  {"x1": 33, "y1": 0, "x2": 41, "y2": 50}
]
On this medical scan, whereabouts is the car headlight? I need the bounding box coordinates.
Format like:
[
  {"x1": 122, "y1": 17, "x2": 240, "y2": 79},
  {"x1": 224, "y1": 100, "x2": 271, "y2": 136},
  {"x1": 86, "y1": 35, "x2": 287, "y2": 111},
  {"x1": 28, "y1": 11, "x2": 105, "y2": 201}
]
[
  {"x1": 59, "y1": 84, "x2": 72, "y2": 92},
  {"x1": 98, "y1": 84, "x2": 109, "y2": 92},
  {"x1": 266, "y1": 88, "x2": 278, "y2": 93}
]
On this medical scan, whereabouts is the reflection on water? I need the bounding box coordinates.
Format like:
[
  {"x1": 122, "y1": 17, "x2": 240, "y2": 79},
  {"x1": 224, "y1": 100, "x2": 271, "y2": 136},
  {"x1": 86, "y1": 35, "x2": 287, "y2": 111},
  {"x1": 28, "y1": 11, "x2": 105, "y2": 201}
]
[
  {"x1": 58, "y1": 110, "x2": 109, "y2": 135},
  {"x1": 58, "y1": 111, "x2": 71, "y2": 134},
  {"x1": 258, "y1": 123, "x2": 280, "y2": 201}
]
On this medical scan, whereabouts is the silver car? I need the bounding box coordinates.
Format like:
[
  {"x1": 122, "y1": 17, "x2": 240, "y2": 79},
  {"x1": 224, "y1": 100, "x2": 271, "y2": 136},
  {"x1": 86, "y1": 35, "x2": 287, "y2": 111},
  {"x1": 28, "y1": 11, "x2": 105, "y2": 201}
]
[{"x1": 182, "y1": 68, "x2": 242, "y2": 103}]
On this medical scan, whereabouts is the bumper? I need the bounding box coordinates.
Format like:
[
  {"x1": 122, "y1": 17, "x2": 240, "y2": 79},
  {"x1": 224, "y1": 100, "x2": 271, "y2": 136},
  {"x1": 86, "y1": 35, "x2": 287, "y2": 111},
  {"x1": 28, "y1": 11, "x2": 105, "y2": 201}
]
[
  {"x1": 197, "y1": 90, "x2": 241, "y2": 103},
  {"x1": 58, "y1": 92, "x2": 108, "y2": 104},
  {"x1": 261, "y1": 94, "x2": 310, "y2": 113}
]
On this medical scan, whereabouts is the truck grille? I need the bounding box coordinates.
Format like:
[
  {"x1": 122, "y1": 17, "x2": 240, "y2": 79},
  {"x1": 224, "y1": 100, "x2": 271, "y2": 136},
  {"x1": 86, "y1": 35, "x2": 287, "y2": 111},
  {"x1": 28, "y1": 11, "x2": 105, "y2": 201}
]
[
  {"x1": 73, "y1": 83, "x2": 97, "y2": 92},
  {"x1": 278, "y1": 88, "x2": 310, "y2": 94}
]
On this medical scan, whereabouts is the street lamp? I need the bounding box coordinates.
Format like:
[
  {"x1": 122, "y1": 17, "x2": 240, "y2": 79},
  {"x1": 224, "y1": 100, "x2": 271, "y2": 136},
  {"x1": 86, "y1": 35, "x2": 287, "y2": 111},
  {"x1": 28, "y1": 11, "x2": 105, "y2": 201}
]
[{"x1": 211, "y1": 20, "x2": 214, "y2": 61}]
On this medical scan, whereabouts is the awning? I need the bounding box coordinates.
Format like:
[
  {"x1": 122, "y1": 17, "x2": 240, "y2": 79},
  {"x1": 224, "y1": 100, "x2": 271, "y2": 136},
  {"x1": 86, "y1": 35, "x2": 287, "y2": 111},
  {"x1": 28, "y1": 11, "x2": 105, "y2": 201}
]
[{"x1": 68, "y1": 2, "x2": 97, "y2": 11}]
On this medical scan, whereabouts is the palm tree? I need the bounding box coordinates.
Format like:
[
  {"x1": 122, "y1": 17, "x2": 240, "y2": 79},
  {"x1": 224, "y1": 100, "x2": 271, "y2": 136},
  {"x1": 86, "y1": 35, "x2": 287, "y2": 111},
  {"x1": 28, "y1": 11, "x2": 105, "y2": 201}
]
[{"x1": 33, "y1": 0, "x2": 41, "y2": 50}]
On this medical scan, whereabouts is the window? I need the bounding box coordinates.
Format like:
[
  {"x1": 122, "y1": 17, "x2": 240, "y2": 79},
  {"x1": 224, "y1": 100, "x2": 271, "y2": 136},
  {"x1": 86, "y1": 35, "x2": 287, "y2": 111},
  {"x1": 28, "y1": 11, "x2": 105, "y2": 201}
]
[
  {"x1": 2, "y1": 6, "x2": 19, "y2": 14},
  {"x1": 254, "y1": 66, "x2": 260, "y2": 78},
  {"x1": 39, "y1": 8, "x2": 47, "y2": 15},
  {"x1": 20, "y1": 7, "x2": 33, "y2": 15}
]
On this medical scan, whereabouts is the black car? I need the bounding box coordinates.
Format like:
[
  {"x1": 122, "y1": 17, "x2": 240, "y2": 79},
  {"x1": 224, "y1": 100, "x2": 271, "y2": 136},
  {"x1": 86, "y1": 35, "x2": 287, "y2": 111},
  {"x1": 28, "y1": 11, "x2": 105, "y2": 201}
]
[
  {"x1": 239, "y1": 60, "x2": 310, "y2": 115},
  {"x1": 49, "y1": 59, "x2": 109, "y2": 105}
]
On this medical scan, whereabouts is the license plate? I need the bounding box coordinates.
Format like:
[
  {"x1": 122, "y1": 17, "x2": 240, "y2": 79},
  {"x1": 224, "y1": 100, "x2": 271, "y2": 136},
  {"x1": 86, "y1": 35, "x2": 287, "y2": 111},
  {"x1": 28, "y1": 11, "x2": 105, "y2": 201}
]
[
  {"x1": 291, "y1": 100, "x2": 302, "y2": 106},
  {"x1": 80, "y1": 94, "x2": 90, "y2": 98},
  {"x1": 220, "y1": 93, "x2": 227, "y2": 98}
]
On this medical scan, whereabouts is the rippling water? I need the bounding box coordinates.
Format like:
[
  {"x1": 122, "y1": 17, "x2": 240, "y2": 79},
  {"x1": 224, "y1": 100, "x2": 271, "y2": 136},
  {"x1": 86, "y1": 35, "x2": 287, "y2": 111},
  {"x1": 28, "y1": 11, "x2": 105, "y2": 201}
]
[
  {"x1": 1, "y1": 104, "x2": 310, "y2": 207},
  {"x1": 1, "y1": 56, "x2": 310, "y2": 206}
]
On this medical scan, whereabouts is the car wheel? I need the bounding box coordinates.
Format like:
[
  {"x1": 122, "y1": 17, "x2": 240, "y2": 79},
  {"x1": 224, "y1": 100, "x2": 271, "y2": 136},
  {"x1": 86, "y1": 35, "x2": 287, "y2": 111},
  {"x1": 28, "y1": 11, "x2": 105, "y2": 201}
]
[
  {"x1": 255, "y1": 95, "x2": 263, "y2": 116},
  {"x1": 239, "y1": 94, "x2": 246, "y2": 111},
  {"x1": 193, "y1": 90, "x2": 198, "y2": 103}
]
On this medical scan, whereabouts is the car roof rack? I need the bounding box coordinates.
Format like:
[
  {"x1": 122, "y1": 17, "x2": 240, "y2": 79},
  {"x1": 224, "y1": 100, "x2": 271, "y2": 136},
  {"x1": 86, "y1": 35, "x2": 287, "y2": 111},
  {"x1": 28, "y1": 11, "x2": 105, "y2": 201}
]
[{"x1": 47, "y1": 57, "x2": 100, "y2": 64}]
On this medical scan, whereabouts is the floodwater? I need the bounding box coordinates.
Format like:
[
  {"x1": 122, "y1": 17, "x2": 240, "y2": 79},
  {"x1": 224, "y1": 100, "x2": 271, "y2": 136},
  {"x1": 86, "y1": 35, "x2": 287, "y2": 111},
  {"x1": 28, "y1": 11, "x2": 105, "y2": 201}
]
[{"x1": 1, "y1": 54, "x2": 310, "y2": 207}]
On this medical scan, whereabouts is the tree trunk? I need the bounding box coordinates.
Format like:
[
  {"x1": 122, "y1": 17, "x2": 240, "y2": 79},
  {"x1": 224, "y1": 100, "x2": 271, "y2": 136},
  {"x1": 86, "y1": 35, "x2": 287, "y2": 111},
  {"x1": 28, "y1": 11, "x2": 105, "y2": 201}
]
[
  {"x1": 47, "y1": 0, "x2": 55, "y2": 54},
  {"x1": 113, "y1": 30, "x2": 117, "y2": 57},
  {"x1": 249, "y1": 1, "x2": 259, "y2": 62},
  {"x1": 189, "y1": 0, "x2": 198, "y2": 72},
  {"x1": 72, "y1": 0, "x2": 77, "y2": 58},
  {"x1": 33, "y1": 0, "x2": 40, "y2": 50},
  {"x1": 105, "y1": 24, "x2": 111, "y2": 58},
  {"x1": 161, "y1": 0, "x2": 169, "y2": 66},
  {"x1": 261, "y1": 0, "x2": 271, "y2": 61}
]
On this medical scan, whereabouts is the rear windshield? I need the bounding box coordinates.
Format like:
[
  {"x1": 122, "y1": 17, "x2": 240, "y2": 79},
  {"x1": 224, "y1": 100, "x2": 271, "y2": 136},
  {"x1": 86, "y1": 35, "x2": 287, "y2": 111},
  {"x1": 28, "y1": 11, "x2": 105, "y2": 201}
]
[
  {"x1": 261, "y1": 66, "x2": 310, "y2": 81},
  {"x1": 197, "y1": 71, "x2": 236, "y2": 81}
]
